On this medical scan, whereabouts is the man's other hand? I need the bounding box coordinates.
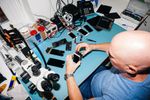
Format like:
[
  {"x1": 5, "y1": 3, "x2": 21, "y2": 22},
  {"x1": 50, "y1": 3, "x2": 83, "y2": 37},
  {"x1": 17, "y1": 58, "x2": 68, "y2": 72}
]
[
  {"x1": 66, "y1": 54, "x2": 81, "y2": 74},
  {"x1": 75, "y1": 43, "x2": 92, "y2": 56}
]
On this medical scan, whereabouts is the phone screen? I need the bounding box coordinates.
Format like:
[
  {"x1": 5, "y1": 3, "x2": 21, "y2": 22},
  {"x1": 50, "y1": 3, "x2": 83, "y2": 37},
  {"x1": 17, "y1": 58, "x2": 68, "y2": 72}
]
[
  {"x1": 78, "y1": 29, "x2": 88, "y2": 36},
  {"x1": 84, "y1": 25, "x2": 93, "y2": 32},
  {"x1": 47, "y1": 58, "x2": 65, "y2": 68},
  {"x1": 73, "y1": 53, "x2": 80, "y2": 63},
  {"x1": 50, "y1": 49, "x2": 64, "y2": 56},
  {"x1": 68, "y1": 32, "x2": 76, "y2": 39}
]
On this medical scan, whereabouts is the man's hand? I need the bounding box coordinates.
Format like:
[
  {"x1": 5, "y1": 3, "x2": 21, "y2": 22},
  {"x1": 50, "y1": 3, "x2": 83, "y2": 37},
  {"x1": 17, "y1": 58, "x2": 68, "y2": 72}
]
[
  {"x1": 75, "y1": 43, "x2": 93, "y2": 56},
  {"x1": 66, "y1": 54, "x2": 81, "y2": 74}
]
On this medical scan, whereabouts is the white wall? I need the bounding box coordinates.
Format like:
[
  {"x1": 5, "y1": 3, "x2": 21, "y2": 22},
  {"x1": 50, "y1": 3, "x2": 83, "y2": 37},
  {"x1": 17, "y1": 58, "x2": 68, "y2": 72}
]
[
  {"x1": 1, "y1": 0, "x2": 130, "y2": 29},
  {"x1": 27, "y1": 0, "x2": 79, "y2": 20},
  {"x1": 27, "y1": 0, "x2": 53, "y2": 19},
  {"x1": 0, "y1": 0, "x2": 34, "y2": 29}
]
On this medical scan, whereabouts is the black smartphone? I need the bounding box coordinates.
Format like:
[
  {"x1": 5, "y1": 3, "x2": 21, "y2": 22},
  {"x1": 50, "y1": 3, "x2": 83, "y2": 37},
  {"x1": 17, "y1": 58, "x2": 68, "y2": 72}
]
[
  {"x1": 46, "y1": 47, "x2": 64, "y2": 56},
  {"x1": 47, "y1": 58, "x2": 65, "y2": 68},
  {"x1": 96, "y1": 16, "x2": 114, "y2": 29},
  {"x1": 84, "y1": 25, "x2": 93, "y2": 32},
  {"x1": 68, "y1": 32, "x2": 76, "y2": 39},
  {"x1": 51, "y1": 49, "x2": 64, "y2": 56},
  {"x1": 73, "y1": 53, "x2": 80, "y2": 63},
  {"x1": 97, "y1": 4, "x2": 112, "y2": 14},
  {"x1": 78, "y1": 29, "x2": 88, "y2": 36},
  {"x1": 73, "y1": 52, "x2": 82, "y2": 63},
  {"x1": 52, "y1": 38, "x2": 67, "y2": 48}
]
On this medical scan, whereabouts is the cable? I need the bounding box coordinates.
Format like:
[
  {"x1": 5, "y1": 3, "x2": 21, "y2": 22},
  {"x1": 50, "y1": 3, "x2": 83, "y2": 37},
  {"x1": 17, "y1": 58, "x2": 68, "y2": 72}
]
[
  {"x1": 56, "y1": 0, "x2": 66, "y2": 14},
  {"x1": 32, "y1": 42, "x2": 49, "y2": 70},
  {"x1": 60, "y1": 0, "x2": 66, "y2": 5},
  {"x1": 33, "y1": 14, "x2": 50, "y2": 20},
  {"x1": 49, "y1": 0, "x2": 56, "y2": 12},
  {"x1": 67, "y1": 0, "x2": 73, "y2": 4}
]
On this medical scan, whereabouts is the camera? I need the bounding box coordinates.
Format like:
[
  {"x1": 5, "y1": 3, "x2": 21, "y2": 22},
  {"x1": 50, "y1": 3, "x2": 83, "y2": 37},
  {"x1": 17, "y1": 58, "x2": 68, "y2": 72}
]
[
  {"x1": 31, "y1": 65, "x2": 41, "y2": 76},
  {"x1": 36, "y1": 71, "x2": 60, "y2": 92},
  {"x1": 31, "y1": 60, "x2": 41, "y2": 76}
]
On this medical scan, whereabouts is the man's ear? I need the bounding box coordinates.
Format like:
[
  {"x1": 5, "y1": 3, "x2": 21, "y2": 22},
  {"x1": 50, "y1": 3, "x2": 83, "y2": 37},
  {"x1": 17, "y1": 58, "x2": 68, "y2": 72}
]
[{"x1": 126, "y1": 64, "x2": 138, "y2": 75}]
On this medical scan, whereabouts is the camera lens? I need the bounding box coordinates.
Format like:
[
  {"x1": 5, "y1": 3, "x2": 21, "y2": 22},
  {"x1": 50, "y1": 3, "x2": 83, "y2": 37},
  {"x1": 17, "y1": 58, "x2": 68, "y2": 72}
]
[
  {"x1": 31, "y1": 65, "x2": 41, "y2": 76},
  {"x1": 48, "y1": 73, "x2": 60, "y2": 82},
  {"x1": 41, "y1": 80, "x2": 52, "y2": 92}
]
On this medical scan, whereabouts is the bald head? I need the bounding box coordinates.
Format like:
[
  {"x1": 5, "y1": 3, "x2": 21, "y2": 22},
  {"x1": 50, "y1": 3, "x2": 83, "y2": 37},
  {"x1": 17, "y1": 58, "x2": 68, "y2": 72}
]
[{"x1": 110, "y1": 30, "x2": 150, "y2": 69}]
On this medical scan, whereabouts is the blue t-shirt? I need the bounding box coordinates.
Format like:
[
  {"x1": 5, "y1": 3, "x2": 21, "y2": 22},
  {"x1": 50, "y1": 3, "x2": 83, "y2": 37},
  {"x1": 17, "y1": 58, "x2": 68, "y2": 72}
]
[{"x1": 91, "y1": 68, "x2": 150, "y2": 100}]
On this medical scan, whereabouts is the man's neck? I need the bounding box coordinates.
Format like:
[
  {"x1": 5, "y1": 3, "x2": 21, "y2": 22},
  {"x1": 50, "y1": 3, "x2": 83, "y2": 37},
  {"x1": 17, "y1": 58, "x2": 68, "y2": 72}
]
[{"x1": 121, "y1": 73, "x2": 148, "y2": 82}]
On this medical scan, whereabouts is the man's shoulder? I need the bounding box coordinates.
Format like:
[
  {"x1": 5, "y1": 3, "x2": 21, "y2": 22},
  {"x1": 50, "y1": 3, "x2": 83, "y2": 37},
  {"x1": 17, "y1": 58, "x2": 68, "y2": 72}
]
[{"x1": 94, "y1": 67, "x2": 118, "y2": 79}]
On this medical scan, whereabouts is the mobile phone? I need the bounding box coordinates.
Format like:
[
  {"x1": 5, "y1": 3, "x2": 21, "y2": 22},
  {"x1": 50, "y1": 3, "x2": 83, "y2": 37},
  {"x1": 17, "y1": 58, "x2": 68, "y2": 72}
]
[
  {"x1": 52, "y1": 38, "x2": 67, "y2": 48},
  {"x1": 68, "y1": 32, "x2": 76, "y2": 39},
  {"x1": 46, "y1": 47, "x2": 64, "y2": 56},
  {"x1": 84, "y1": 25, "x2": 93, "y2": 32},
  {"x1": 51, "y1": 49, "x2": 64, "y2": 56},
  {"x1": 47, "y1": 58, "x2": 65, "y2": 68},
  {"x1": 78, "y1": 29, "x2": 88, "y2": 36},
  {"x1": 73, "y1": 53, "x2": 80, "y2": 63},
  {"x1": 73, "y1": 52, "x2": 82, "y2": 63}
]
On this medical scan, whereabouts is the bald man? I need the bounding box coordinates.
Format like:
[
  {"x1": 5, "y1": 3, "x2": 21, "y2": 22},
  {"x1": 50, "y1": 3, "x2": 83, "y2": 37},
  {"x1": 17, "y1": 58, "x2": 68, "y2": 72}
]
[{"x1": 65, "y1": 30, "x2": 150, "y2": 100}]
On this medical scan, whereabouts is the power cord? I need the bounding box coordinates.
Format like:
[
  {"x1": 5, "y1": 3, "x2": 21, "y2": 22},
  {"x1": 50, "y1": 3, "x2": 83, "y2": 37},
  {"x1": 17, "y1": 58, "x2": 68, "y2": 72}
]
[{"x1": 32, "y1": 42, "x2": 49, "y2": 70}]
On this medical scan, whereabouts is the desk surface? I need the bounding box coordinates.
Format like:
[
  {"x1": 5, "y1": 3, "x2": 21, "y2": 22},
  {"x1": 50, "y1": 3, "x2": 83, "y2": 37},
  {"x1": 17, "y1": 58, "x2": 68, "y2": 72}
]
[{"x1": 22, "y1": 15, "x2": 125, "y2": 100}]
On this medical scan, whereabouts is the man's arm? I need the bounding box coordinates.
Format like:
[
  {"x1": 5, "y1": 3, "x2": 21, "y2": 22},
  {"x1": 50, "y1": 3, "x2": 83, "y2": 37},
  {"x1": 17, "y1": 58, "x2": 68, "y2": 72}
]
[
  {"x1": 66, "y1": 43, "x2": 110, "y2": 100},
  {"x1": 66, "y1": 76, "x2": 83, "y2": 100},
  {"x1": 90, "y1": 43, "x2": 110, "y2": 52},
  {"x1": 76, "y1": 43, "x2": 110, "y2": 55},
  {"x1": 66, "y1": 55, "x2": 83, "y2": 100}
]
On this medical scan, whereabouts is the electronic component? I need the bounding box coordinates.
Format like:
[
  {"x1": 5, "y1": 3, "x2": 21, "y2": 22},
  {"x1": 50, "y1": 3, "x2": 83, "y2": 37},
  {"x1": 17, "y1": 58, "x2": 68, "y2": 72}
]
[
  {"x1": 47, "y1": 73, "x2": 60, "y2": 82},
  {"x1": 21, "y1": 72, "x2": 31, "y2": 84},
  {"x1": 21, "y1": 47, "x2": 31, "y2": 58},
  {"x1": 86, "y1": 38, "x2": 96, "y2": 42},
  {"x1": 46, "y1": 47, "x2": 64, "y2": 56},
  {"x1": 96, "y1": 16, "x2": 114, "y2": 30},
  {"x1": 122, "y1": 9, "x2": 143, "y2": 21},
  {"x1": 68, "y1": 32, "x2": 76, "y2": 39},
  {"x1": 47, "y1": 23, "x2": 58, "y2": 38},
  {"x1": 84, "y1": 25, "x2": 93, "y2": 32},
  {"x1": 50, "y1": 15, "x2": 64, "y2": 31},
  {"x1": 0, "y1": 73, "x2": 6, "y2": 84},
  {"x1": 105, "y1": 12, "x2": 121, "y2": 19},
  {"x1": 31, "y1": 65, "x2": 41, "y2": 76},
  {"x1": 77, "y1": 1, "x2": 94, "y2": 16},
  {"x1": 52, "y1": 38, "x2": 67, "y2": 48},
  {"x1": 87, "y1": 15, "x2": 102, "y2": 31},
  {"x1": 73, "y1": 52, "x2": 83, "y2": 63},
  {"x1": 15, "y1": 56, "x2": 28, "y2": 66},
  {"x1": 47, "y1": 58, "x2": 65, "y2": 68},
  {"x1": 66, "y1": 41, "x2": 72, "y2": 51},
  {"x1": 78, "y1": 28, "x2": 89, "y2": 36},
  {"x1": 36, "y1": 71, "x2": 60, "y2": 93},
  {"x1": 97, "y1": 4, "x2": 112, "y2": 15},
  {"x1": 62, "y1": 12, "x2": 73, "y2": 26},
  {"x1": 28, "y1": 83, "x2": 37, "y2": 94},
  {"x1": 41, "y1": 80, "x2": 52, "y2": 92},
  {"x1": 62, "y1": 4, "x2": 81, "y2": 23}
]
